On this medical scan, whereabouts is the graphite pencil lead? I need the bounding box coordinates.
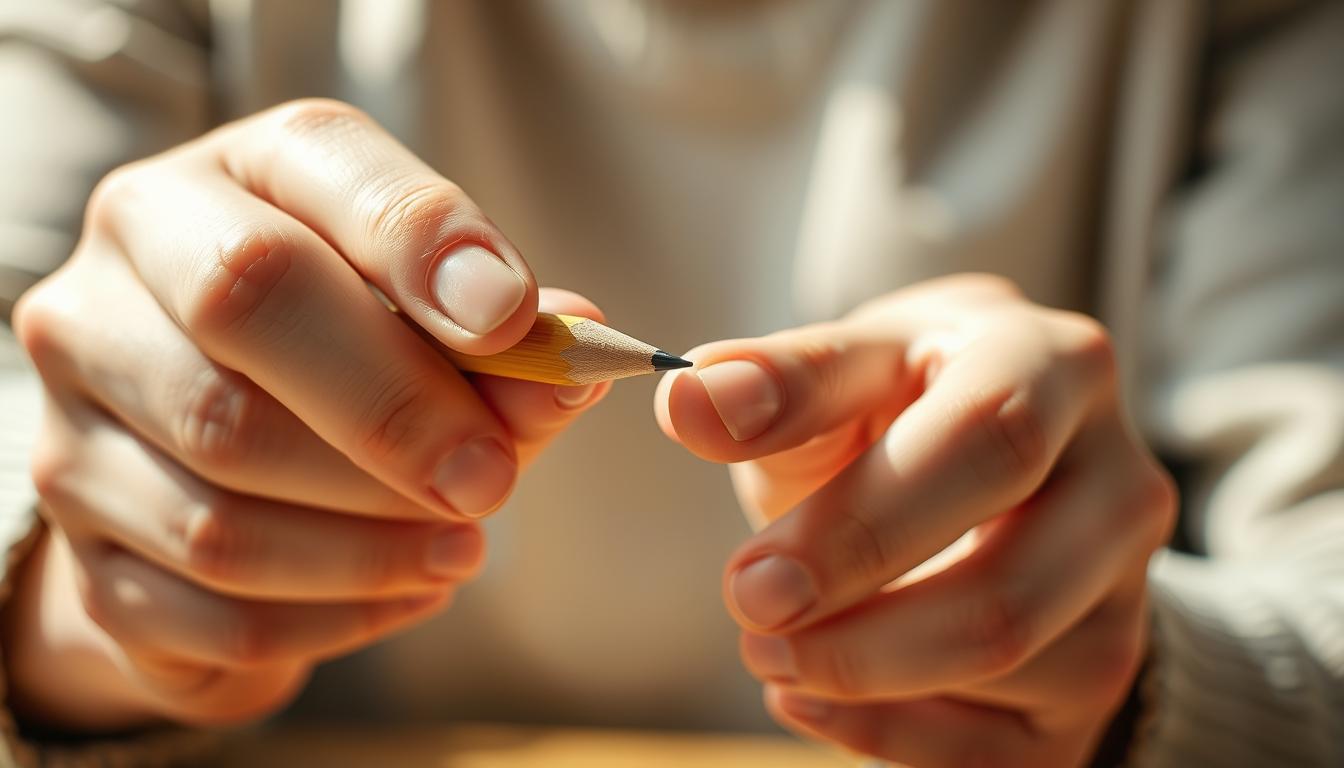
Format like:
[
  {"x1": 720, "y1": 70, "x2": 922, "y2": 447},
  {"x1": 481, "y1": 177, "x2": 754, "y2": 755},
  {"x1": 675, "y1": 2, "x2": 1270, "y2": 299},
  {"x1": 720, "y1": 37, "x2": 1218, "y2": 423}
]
[{"x1": 651, "y1": 350, "x2": 693, "y2": 371}]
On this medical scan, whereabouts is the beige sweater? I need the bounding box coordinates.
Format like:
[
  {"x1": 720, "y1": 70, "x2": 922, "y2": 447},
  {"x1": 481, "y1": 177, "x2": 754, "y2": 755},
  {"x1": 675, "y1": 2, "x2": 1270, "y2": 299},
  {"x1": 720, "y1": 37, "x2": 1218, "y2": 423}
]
[{"x1": 0, "y1": 0, "x2": 1342, "y2": 765}]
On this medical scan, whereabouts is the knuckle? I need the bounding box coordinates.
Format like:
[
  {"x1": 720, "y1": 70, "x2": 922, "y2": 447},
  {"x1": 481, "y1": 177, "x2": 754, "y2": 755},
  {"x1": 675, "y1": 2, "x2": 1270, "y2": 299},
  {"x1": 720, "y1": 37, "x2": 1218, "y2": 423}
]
[
  {"x1": 962, "y1": 587, "x2": 1035, "y2": 678},
  {"x1": 268, "y1": 98, "x2": 370, "y2": 140},
  {"x1": 832, "y1": 503, "x2": 894, "y2": 586},
  {"x1": 1057, "y1": 312, "x2": 1117, "y2": 386},
  {"x1": 808, "y1": 641, "x2": 870, "y2": 698},
  {"x1": 351, "y1": 540, "x2": 411, "y2": 593},
  {"x1": 12, "y1": 276, "x2": 75, "y2": 373},
  {"x1": 181, "y1": 499, "x2": 259, "y2": 586},
  {"x1": 75, "y1": 568, "x2": 117, "y2": 634},
  {"x1": 29, "y1": 435, "x2": 76, "y2": 507},
  {"x1": 85, "y1": 162, "x2": 148, "y2": 233},
  {"x1": 176, "y1": 368, "x2": 261, "y2": 470},
  {"x1": 362, "y1": 177, "x2": 470, "y2": 257},
  {"x1": 181, "y1": 224, "x2": 296, "y2": 339},
  {"x1": 964, "y1": 387, "x2": 1050, "y2": 492},
  {"x1": 1133, "y1": 464, "x2": 1178, "y2": 550},
  {"x1": 785, "y1": 326, "x2": 847, "y2": 402},
  {"x1": 353, "y1": 367, "x2": 437, "y2": 465},
  {"x1": 946, "y1": 272, "x2": 1025, "y2": 302}
]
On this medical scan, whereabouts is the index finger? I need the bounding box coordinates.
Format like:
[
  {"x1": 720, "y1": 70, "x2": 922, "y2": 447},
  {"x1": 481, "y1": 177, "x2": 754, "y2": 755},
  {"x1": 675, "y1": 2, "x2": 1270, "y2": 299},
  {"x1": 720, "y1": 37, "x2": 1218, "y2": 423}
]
[
  {"x1": 217, "y1": 99, "x2": 537, "y2": 355},
  {"x1": 722, "y1": 324, "x2": 1109, "y2": 632},
  {"x1": 95, "y1": 165, "x2": 516, "y2": 521}
]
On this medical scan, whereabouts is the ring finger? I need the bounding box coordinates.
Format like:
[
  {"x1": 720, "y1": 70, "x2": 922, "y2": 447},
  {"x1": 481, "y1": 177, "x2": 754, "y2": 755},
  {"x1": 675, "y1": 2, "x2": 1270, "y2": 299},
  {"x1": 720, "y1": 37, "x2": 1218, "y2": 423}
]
[
  {"x1": 38, "y1": 397, "x2": 483, "y2": 601},
  {"x1": 66, "y1": 537, "x2": 451, "y2": 671}
]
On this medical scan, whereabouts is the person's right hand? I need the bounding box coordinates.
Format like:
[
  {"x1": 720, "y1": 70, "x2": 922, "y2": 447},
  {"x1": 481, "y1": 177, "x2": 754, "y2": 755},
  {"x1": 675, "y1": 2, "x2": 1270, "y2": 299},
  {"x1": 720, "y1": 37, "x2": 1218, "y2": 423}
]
[{"x1": 3, "y1": 99, "x2": 608, "y2": 732}]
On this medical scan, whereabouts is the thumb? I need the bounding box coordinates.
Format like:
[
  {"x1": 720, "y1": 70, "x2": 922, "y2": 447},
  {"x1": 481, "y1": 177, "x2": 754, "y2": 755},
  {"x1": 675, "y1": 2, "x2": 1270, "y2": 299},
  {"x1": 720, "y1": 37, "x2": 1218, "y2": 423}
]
[
  {"x1": 653, "y1": 320, "x2": 919, "y2": 522},
  {"x1": 219, "y1": 99, "x2": 538, "y2": 355},
  {"x1": 653, "y1": 319, "x2": 917, "y2": 464}
]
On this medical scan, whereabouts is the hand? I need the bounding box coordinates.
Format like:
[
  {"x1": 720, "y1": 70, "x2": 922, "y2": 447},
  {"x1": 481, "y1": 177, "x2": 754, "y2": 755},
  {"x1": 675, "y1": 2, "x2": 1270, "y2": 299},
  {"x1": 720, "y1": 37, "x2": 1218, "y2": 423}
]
[
  {"x1": 656, "y1": 275, "x2": 1174, "y2": 766},
  {"x1": 4, "y1": 100, "x2": 609, "y2": 730}
]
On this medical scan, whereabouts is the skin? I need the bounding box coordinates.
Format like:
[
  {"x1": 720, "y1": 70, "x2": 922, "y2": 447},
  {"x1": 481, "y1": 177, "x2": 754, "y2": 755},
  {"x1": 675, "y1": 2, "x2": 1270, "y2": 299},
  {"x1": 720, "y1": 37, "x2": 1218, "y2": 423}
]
[
  {"x1": 3, "y1": 99, "x2": 1170, "y2": 765},
  {"x1": 656, "y1": 275, "x2": 1177, "y2": 767},
  {"x1": 2, "y1": 100, "x2": 610, "y2": 730}
]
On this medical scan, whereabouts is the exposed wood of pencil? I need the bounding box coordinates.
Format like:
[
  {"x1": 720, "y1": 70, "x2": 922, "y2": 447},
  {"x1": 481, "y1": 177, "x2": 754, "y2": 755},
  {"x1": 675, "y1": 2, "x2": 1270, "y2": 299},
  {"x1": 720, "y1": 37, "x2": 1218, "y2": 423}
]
[{"x1": 442, "y1": 313, "x2": 673, "y2": 385}]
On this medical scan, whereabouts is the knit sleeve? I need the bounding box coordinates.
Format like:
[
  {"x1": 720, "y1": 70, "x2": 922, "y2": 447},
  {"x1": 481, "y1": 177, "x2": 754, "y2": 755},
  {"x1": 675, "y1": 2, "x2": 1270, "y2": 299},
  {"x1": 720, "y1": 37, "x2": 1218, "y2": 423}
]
[{"x1": 1131, "y1": 3, "x2": 1344, "y2": 765}]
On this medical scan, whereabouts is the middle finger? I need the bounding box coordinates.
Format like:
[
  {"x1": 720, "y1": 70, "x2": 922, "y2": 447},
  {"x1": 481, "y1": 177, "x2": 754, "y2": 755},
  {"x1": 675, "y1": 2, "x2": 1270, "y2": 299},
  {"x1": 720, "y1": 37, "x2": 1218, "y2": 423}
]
[{"x1": 22, "y1": 253, "x2": 414, "y2": 518}]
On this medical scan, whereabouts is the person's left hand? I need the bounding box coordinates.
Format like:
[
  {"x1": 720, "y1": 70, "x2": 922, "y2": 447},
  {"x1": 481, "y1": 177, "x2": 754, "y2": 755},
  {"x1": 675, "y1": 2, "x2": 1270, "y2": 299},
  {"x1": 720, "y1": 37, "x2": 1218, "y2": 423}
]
[{"x1": 655, "y1": 275, "x2": 1175, "y2": 767}]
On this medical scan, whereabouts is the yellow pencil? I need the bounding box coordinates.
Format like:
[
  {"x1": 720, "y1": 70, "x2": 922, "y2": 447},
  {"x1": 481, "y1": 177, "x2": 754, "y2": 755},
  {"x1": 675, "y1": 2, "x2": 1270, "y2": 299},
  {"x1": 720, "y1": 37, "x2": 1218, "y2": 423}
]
[{"x1": 440, "y1": 313, "x2": 692, "y2": 386}]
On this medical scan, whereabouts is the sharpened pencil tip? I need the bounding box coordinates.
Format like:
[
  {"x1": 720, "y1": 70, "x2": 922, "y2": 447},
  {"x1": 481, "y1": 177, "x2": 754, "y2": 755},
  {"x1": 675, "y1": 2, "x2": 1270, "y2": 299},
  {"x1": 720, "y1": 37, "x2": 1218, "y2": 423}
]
[{"x1": 651, "y1": 350, "x2": 694, "y2": 371}]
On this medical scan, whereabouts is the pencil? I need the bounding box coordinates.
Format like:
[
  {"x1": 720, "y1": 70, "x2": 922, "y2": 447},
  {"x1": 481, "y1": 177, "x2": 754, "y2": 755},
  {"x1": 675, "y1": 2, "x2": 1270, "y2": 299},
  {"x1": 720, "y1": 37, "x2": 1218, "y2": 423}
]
[{"x1": 440, "y1": 313, "x2": 693, "y2": 385}]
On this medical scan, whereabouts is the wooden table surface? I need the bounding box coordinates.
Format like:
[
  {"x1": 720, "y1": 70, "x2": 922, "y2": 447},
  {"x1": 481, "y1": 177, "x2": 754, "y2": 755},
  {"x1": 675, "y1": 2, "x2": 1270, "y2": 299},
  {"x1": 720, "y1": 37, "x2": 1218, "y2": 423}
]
[{"x1": 215, "y1": 723, "x2": 856, "y2": 767}]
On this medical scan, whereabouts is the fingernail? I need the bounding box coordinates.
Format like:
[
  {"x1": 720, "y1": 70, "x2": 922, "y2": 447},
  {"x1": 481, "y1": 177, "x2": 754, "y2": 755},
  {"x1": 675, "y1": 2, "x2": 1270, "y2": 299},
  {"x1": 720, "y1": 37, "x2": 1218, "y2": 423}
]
[
  {"x1": 730, "y1": 554, "x2": 817, "y2": 629},
  {"x1": 554, "y1": 383, "x2": 596, "y2": 410},
  {"x1": 777, "y1": 692, "x2": 832, "y2": 724},
  {"x1": 697, "y1": 360, "x2": 783, "y2": 441},
  {"x1": 432, "y1": 437, "x2": 516, "y2": 518},
  {"x1": 425, "y1": 528, "x2": 481, "y2": 577},
  {"x1": 742, "y1": 633, "x2": 798, "y2": 683},
  {"x1": 431, "y1": 244, "x2": 526, "y2": 335}
]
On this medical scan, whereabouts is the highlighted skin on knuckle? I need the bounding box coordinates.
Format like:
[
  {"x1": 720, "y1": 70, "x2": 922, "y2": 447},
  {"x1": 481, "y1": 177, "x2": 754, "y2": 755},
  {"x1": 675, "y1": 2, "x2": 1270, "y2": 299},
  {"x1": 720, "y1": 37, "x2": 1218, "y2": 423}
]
[
  {"x1": 945, "y1": 272, "x2": 1025, "y2": 303},
  {"x1": 1103, "y1": 458, "x2": 1179, "y2": 555},
  {"x1": 962, "y1": 587, "x2": 1036, "y2": 679},
  {"x1": 360, "y1": 177, "x2": 470, "y2": 262},
  {"x1": 75, "y1": 569, "x2": 117, "y2": 636},
  {"x1": 29, "y1": 433, "x2": 77, "y2": 507},
  {"x1": 268, "y1": 98, "x2": 371, "y2": 145},
  {"x1": 84, "y1": 162, "x2": 151, "y2": 236},
  {"x1": 781, "y1": 325, "x2": 846, "y2": 405},
  {"x1": 1058, "y1": 312, "x2": 1118, "y2": 390},
  {"x1": 182, "y1": 498, "x2": 261, "y2": 587},
  {"x1": 1137, "y1": 465, "x2": 1179, "y2": 551},
  {"x1": 177, "y1": 368, "x2": 259, "y2": 471},
  {"x1": 353, "y1": 366, "x2": 436, "y2": 466},
  {"x1": 181, "y1": 225, "x2": 296, "y2": 342},
  {"x1": 351, "y1": 537, "x2": 414, "y2": 594},
  {"x1": 963, "y1": 387, "x2": 1050, "y2": 494},
  {"x1": 73, "y1": 551, "x2": 147, "y2": 651},
  {"x1": 12, "y1": 278, "x2": 74, "y2": 374},
  {"x1": 830, "y1": 503, "x2": 893, "y2": 588},
  {"x1": 807, "y1": 640, "x2": 871, "y2": 699}
]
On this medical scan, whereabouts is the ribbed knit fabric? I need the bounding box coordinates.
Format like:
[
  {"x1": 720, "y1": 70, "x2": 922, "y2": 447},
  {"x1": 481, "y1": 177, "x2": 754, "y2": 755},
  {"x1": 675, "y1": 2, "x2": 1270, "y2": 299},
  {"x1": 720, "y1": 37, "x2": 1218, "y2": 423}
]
[{"x1": 1140, "y1": 553, "x2": 1344, "y2": 766}]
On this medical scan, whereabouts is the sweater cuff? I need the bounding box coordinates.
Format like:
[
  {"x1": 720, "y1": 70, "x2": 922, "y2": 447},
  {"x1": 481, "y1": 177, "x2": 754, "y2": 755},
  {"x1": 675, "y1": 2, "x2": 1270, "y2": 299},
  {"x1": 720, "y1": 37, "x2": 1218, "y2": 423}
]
[{"x1": 1129, "y1": 549, "x2": 1344, "y2": 767}]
